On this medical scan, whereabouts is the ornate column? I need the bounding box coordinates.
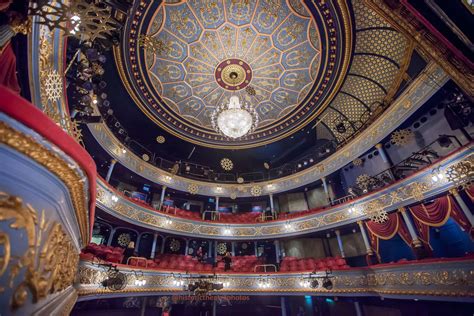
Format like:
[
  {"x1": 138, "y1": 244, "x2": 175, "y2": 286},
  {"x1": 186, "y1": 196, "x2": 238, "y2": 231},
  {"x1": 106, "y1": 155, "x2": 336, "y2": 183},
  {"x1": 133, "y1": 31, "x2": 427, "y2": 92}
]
[
  {"x1": 213, "y1": 241, "x2": 218, "y2": 263},
  {"x1": 357, "y1": 221, "x2": 373, "y2": 255},
  {"x1": 254, "y1": 242, "x2": 258, "y2": 256},
  {"x1": 354, "y1": 301, "x2": 362, "y2": 316},
  {"x1": 375, "y1": 143, "x2": 395, "y2": 179},
  {"x1": 150, "y1": 233, "x2": 158, "y2": 258},
  {"x1": 281, "y1": 297, "x2": 288, "y2": 316},
  {"x1": 335, "y1": 230, "x2": 346, "y2": 258},
  {"x1": 107, "y1": 228, "x2": 116, "y2": 246},
  {"x1": 399, "y1": 207, "x2": 428, "y2": 259},
  {"x1": 450, "y1": 188, "x2": 474, "y2": 227},
  {"x1": 398, "y1": 207, "x2": 422, "y2": 247},
  {"x1": 231, "y1": 241, "x2": 236, "y2": 256},
  {"x1": 269, "y1": 193, "x2": 275, "y2": 215},
  {"x1": 215, "y1": 196, "x2": 220, "y2": 220},
  {"x1": 185, "y1": 239, "x2": 189, "y2": 256},
  {"x1": 135, "y1": 234, "x2": 141, "y2": 252},
  {"x1": 274, "y1": 240, "x2": 281, "y2": 263},
  {"x1": 159, "y1": 186, "x2": 167, "y2": 209},
  {"x1": 321, "y1": 177, "x2": 332, "y2": 203},
  {"x1": 105, "y1": 159, "x2": 117, "y2": 182},
  {"x1": 161, "y1": 237, "x2": 166, "y2": 254}
]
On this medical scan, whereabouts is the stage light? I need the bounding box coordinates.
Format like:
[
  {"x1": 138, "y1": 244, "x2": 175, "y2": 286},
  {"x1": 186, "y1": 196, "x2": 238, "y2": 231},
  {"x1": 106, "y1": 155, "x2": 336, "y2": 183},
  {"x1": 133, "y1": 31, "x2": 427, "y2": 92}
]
[
  {"x1": 322, "y1": 278, "x2": 333, "y2": 290},
  {"x1": 310, "y1": 279, "x2": 319, "y2": 289},
  {"x1": 111, "y1": 195, "x2": 118, "y2": 202},
  {"x1": 122, "y1": 148, "x2": 127, "y2": 154}
]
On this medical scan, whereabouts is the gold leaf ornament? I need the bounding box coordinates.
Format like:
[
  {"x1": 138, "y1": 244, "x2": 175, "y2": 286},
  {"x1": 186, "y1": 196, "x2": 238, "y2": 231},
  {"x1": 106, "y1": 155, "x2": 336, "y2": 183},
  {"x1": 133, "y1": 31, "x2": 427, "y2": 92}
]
[
  {"x1": 250, "y1": 186, "x2": 262, "y2": 196},
  {"x1": 188, "y1": 184, "x2": 199, "y2": 194},
  {"x1": 220, "y1": 158, "x2": 234, "y2": 171},
  {"x1": 391, "y1": 129, "x2": 414, "y2": 146}
]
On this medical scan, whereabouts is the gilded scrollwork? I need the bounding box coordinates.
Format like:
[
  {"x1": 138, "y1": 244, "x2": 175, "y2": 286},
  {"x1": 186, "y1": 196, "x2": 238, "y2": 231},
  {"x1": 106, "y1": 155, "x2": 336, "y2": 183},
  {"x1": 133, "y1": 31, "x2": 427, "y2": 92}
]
[{"x1": 0, "y1": 193, "x2": 79, "y2": 309}]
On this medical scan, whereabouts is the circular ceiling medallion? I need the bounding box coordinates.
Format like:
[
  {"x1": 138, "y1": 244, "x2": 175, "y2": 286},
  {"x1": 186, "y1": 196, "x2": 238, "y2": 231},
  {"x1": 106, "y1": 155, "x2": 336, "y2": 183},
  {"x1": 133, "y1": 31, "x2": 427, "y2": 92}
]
[
  {"x1": 215, "y1": 59, "x2": 252, "y2": 91},
  {"x1": 156, "y1": 135, "x2": 165, "y2": 144},
  {"x1": 119, "y1": 0, "x2": 351, "y2": 148}
]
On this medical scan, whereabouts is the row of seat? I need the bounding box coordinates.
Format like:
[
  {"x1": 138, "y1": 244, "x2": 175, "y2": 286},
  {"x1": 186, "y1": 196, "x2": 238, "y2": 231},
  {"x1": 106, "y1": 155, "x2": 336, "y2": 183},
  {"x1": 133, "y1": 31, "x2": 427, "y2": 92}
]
[
  {"x1": 82, "y1": 243, "x2": 124, "y2": 263},
  {"x1": 80, "y1": 243, "x2": 351, "y2": 273},
  {"x1": 110, "y1": 184, "x2": 326, "y2": 224},
  {"x1": 279, "y1": 256, "x2": 350, "y2": 272}
]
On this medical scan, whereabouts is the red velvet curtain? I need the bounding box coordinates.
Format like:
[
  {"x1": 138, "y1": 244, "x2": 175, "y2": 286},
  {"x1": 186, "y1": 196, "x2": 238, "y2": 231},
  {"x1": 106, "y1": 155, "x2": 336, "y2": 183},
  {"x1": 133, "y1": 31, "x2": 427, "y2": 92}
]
[
  {"x1": 0, "y1": 0, "x2": 13, "y2": 11},
  {"x1": 365, "y1": 212, "x2": 413, "y2": 255},
  {"x1": 0, "y1": 42, "x2": 20, "y2": 94},
  {"x1": 409, "y1": 194, "x2": 473, "y2": 241}
]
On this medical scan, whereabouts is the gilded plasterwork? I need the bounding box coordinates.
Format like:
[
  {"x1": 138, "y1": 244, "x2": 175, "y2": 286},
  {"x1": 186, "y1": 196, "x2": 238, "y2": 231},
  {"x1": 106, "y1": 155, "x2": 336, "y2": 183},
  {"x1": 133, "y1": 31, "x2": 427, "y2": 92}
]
[
  {"x1": 0, "y1": 121, "x2": 90, "y2": 244},
  {"x1": 77, "y1": 261, "x2": 474, "y2": 297},
  {"x1": 116, "y1": 0, "x2": 353, "y2": 148},
  {"x1": 0, "y1": 193, "x2": 79, "y2": 309}
]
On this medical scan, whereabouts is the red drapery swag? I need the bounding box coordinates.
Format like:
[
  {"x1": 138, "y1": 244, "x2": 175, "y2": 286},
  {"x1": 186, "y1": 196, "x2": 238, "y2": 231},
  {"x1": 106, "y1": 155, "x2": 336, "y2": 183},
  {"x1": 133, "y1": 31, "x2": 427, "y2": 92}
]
[
  {"x1": 0, "y1": 42, "x2": 20, "y2": 94},
  {"x1": 365, "y1": 212, "x2": 413, "y2": 254},
  {"x1": 466, "y1": 185, "x2": 474, "y2": 203},
  {"x1": 409, "y1": 194, "x2": 473, "y2": 244}
]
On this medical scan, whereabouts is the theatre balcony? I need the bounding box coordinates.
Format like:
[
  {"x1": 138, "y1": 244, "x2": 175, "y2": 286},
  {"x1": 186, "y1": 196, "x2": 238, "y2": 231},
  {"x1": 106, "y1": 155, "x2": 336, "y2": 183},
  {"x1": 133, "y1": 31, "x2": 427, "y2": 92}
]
[{"x1": 1, "y1": 0, "x2": 473, "y2": 315}]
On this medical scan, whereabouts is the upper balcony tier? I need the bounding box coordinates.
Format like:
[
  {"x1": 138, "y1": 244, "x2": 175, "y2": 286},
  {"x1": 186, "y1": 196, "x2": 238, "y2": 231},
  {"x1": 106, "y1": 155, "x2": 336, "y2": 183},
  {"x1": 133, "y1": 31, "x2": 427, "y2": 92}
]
[{"x1": 96, "y1": 143, "x2": 473, "y2": 239}]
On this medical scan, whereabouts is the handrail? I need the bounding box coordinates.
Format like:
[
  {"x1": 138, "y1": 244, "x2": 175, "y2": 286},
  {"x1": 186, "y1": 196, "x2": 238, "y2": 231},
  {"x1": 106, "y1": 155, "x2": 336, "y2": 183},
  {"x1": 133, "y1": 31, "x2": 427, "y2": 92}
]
[
  {"x1": 254, "y1": 264, "x2": 278, "y2": 273},
  {"x1": 330, "y1": 195, "x2": 354, "y2": 206},
  {"x1": 352, "y1": 135, "x2": 462, "y2": 194},
  {"x1": 161, "y1": 205, "x2": 177, "y2": 215},
  {"x1": 202, "y1": 210, "x2": 220, "y2": 221}
]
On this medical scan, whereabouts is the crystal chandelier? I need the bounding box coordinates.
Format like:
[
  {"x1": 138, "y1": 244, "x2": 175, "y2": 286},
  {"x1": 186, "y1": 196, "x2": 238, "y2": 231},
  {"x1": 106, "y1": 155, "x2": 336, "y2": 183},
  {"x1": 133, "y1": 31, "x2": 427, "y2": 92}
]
[{"x1": 211, "y1": 95, "x2": 259, "y2": 139}]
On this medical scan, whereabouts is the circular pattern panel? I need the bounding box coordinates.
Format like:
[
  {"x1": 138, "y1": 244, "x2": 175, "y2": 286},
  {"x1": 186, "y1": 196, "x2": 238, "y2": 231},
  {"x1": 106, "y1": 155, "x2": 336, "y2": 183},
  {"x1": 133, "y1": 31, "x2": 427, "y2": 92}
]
[{"x1": 120, "y1": 0, "x2": 352, "y2": 148}]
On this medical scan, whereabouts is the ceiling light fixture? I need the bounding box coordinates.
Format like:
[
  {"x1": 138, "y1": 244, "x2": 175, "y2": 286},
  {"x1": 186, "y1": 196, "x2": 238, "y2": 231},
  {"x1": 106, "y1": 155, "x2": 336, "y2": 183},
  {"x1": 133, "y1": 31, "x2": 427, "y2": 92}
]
[{"x1": 211, "y1": 95, "x2": 258, "y2": 138}]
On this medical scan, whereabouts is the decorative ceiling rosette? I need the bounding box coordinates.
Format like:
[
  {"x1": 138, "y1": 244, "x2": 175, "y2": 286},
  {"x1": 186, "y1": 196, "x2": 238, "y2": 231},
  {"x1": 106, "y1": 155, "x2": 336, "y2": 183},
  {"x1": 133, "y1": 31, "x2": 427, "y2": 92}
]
[
  {"x1": 142, "y1": 154, "x2": 150, "y2": 161},
  {"x1": 391, "y1": 129, "x2": 414, "y2": 147},
  {"x1": 187, "y1": 183, "x2": 199, "y2": 195},
  {"x1": 220, "y1": 158, "x2": 234, "y2": 171},
  {"x1": 117, "y1": 233, "x2": 131, "y2": 247},
  {"x1": 250, "y1": 185, "x2": 262, "y2": 197},
  {"x1": 352, "y1": 158, "x2": 363, "y2": 167},
  {"x1": 237, "y1": 177, "x2": 244, "y2": 184},
  {"x1": 216, "y1": 242, "x2": 227, "y2": 255},
  {"x1": 119, "y1": 0, "x2": 352, "y2": 148},
  {"x1": 156, "y1": 135, "x2": 166, "y2": 144},
  {"x1": 169, "y1": 239, "x2": 181, "y2": 252}
]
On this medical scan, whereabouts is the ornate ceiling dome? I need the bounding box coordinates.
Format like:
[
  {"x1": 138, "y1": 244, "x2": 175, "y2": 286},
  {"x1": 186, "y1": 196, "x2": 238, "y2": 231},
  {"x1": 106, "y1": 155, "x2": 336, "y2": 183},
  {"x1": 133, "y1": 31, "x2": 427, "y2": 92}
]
[{"x1": 117, "y1": 0, "x2": 352, "y2": 148}]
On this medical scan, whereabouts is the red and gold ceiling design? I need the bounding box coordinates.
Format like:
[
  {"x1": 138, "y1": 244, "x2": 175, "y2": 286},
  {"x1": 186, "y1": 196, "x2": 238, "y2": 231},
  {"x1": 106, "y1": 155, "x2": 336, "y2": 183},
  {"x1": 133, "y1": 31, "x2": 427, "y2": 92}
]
[{"x1": 117, "y1": 0, "x2": 352, "y2": 148}]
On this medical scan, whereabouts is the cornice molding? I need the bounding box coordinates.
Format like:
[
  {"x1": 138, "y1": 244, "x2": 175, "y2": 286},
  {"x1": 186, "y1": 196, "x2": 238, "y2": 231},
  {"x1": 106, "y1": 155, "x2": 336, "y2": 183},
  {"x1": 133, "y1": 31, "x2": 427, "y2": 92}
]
[
  {"x1": 96, "y1": 145, "x2": 472, "y2": 239},
  {"x1": 89, "y1": 62, "x2": 448, "y2": 198}
]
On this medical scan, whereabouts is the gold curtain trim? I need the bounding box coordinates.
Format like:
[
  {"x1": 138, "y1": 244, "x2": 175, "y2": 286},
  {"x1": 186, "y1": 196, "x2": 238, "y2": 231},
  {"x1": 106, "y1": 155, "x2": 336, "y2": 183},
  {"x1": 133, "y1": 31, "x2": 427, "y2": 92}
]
[{"x1": 409, "y1": 197, "x2": 452, "y2": 228}]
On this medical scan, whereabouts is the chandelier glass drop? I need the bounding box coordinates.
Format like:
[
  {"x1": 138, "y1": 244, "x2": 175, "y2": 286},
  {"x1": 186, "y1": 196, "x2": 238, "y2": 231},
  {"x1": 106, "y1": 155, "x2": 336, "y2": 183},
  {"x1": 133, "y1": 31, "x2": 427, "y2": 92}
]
[{"x1": 211, "y1": 95, "x2": 259, "y2": 139}]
